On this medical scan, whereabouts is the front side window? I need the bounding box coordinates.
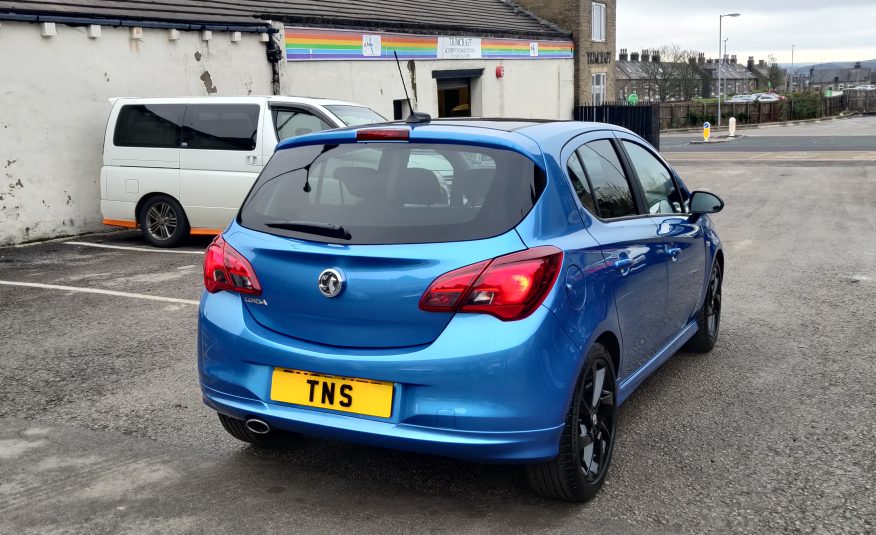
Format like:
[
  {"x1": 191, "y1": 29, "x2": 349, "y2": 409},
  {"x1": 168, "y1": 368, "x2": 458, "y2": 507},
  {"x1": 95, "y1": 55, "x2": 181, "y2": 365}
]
[
  {"x1": 622, "y1": 141, "x2": 685, "y2": 214},
  {"x1": 578, "y1": 140, "x2": 637, "y2": 218},
  {"x1": 273, "y1": 108, "x2": 332, "y2": 141},
  {"x1": 183, "y1": 104, "x2": 259, "y2": 151},
  {"x1": 113, "y1": 104, "x2": 185, "y2": 148},
  {"x1": 592, "y1": 2, "x2": 606, "y2": 42},
  {"x1": 239, "y1": 143, "x2": 543, "y2": 244}
]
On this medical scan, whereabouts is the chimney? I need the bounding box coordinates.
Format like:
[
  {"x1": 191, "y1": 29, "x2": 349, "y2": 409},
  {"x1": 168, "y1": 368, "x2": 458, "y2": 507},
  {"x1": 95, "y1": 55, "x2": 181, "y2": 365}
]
[
  {"x1": 854, "y1": 61, "x2": 862, "y2": 69},
  {"x1": 619, "y1": 48, "x2": 628, "y2": 61},
  {"x1": 652, "y1": 53, "x2": 660, "y2": 63},
  {"x1": 641, "y1": 49, "x2": 650, "y2": 62},
  {"x1": 706, "y1": 58, "x2": 713, "y2": 64},
  {"x1": 747, "y1": 56, "x2": 755, "y2": 70},
  {"x1": 759, "y1": 59, "x2": 766, "y2": 67},
  {"x1": 630, "y1": 51, "x2": 640, "y2": 61},
  {"x1": 731, "y1": 55, "x2": 737, "y2": 64},
  {"x1": 689, "y1": 57, "x2": 697, "y2": 65},
  {"x1": 810, "y1": 67, "x2": 815, "y2": 77},
  {"x1": 698, "y1": 53, "x2": 705, "y2": 65}
]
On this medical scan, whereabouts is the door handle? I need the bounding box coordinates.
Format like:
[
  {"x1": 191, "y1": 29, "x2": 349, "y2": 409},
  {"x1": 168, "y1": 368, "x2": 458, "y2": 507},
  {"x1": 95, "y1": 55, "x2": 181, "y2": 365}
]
[
  {"x1": 245, "y1": 155, "x2": 258, "y2": 165},
  {"x1": 667, "y1": 247, "x2": 682, "y2": 261}
]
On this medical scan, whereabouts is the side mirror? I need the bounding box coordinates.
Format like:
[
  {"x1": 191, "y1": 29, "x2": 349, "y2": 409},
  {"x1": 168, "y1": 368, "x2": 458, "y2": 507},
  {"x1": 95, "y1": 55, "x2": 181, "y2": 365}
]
[{"x1": 689, "y1": 191, "x2": 724, "y2": 214}]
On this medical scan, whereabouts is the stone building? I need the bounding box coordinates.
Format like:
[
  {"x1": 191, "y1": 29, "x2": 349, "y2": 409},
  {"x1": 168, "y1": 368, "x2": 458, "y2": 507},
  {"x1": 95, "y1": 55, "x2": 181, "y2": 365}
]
[{"x1": 513, "y1": 0, "x2": 617, "y2": 106}]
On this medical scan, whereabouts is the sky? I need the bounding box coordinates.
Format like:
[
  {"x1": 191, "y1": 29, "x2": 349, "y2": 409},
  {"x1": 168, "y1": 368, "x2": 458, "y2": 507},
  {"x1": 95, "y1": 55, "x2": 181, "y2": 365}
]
[{"x1": 616, "y1": 0, "x2": 876, "y2": 65}]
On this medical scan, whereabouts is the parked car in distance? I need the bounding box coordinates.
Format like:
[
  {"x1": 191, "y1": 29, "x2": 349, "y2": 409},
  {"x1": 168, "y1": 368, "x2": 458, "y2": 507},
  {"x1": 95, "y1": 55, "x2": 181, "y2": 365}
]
[
  {"x1": 101, "y1": 96, "x2": 386, "y2": 246},
  {"x1": 727, "y1": 94, "x2": 756, "y2": 103},
  {"x1": 199, "y1": 118, "x2": 726, "y2": 502},
  {"x1": 753, "y1": 93, "x2": 782, "y2": 102},
  {"x1": 851, "y1": 84, "x2": 876, "y2": 91}
]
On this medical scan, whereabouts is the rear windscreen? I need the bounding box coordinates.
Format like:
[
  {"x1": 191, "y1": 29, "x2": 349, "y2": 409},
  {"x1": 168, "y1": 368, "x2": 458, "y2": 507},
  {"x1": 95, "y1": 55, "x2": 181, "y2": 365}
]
[{"x1": 238, "y1": 143, "x2": 544, "y2": 245}]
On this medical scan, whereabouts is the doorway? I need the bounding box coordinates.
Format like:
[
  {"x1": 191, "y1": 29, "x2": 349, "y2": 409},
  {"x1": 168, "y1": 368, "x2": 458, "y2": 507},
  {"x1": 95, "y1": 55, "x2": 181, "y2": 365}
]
[{"x1": 437, "y1": 78, "x2": 472, "y2": 117}]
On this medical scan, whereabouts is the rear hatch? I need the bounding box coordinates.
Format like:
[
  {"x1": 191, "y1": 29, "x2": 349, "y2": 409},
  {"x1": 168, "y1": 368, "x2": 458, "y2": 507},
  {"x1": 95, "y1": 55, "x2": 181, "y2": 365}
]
[{"x1": 232, "y1": 131, "x2": 545, "y2": 349}]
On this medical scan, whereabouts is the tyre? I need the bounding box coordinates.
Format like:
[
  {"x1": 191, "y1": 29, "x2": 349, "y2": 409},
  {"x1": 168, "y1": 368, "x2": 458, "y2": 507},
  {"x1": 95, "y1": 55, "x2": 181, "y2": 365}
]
[
  {"x1": 526, "y1": 344, "x2": 618, "y2": 502},
  {"x1": 217, "y1": 413, "x2": 292, "y2": 448},
  {"x1": 683, "y1": 261, "x2": 723, "y2": 353},
  {"x1": 138, "y1": 195, "x2": 189, "y2": 248}
]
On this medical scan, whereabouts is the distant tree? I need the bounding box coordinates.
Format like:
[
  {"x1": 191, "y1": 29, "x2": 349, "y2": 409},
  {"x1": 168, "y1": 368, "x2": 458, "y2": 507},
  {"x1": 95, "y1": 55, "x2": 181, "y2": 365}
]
[
  {"x1": 640, "y1": 44, "x2": 703, "y2": 101},
  {"x1": 767, "y1": 54, "x2": 785, "y2": 91}
]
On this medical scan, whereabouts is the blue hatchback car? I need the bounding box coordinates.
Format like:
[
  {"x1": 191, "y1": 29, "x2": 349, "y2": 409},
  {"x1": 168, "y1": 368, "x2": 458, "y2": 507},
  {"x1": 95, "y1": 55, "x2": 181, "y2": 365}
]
[{"x1": 198, "y1": 118, "x2": 725, "y2": 502}]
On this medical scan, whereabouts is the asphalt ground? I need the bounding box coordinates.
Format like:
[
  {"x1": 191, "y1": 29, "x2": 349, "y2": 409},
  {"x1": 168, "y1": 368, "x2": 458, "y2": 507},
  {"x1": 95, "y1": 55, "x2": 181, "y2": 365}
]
[
  {"x1": 1, "y1": 157, "x2": 875, "y2": 532},
  {"x1": 661, "y1": 115, "x2": 876, "y2": 152}
]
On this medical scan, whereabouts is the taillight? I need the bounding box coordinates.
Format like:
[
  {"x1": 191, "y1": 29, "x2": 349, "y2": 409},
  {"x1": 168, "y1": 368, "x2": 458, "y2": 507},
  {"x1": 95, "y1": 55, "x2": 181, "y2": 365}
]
[
  {"x1": 419, "y1": 247, "x2": 563, "y2": 321},
  {"x1": 203, "y1": 236, "x2": 262, "y2": 295}
]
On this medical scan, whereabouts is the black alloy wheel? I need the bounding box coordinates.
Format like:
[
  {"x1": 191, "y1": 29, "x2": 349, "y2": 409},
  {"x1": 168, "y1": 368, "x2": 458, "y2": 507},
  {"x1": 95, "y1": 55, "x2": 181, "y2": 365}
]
[
  {"x1": 527, "y1": 344, "x2": 618, "y2": 502},
  {"x1": 684, "y1": 261, "x2": 723, "y2": 353},
  {"x1": 138, "y1": 195, "x2": 189, "y2": 248}
]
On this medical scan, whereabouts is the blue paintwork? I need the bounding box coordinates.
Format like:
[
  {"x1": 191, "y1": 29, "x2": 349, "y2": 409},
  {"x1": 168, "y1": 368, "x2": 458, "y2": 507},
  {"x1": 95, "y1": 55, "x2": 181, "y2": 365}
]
[{"x1": 199, "y1": 120, "x2": 723, "y2": 463}]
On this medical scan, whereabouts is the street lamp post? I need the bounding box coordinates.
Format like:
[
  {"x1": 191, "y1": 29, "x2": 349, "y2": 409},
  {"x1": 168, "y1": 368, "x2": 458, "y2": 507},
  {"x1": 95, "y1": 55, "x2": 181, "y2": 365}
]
[{"x1": 717, "y1": 12, "x2": 740, "y2": 128}]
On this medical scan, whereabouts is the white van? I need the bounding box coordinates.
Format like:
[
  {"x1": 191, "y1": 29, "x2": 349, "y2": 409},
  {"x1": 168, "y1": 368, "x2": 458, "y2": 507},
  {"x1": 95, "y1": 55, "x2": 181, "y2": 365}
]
[{"x1": 101, "y1": 96, "x2": 385, "y2": 246}]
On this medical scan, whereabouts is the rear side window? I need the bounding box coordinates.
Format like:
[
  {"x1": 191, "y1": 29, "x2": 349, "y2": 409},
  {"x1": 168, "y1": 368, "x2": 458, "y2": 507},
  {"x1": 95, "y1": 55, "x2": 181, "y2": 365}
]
[
  {"x1": 113, "y1": 104, "x2": 185, "y2": 148},
  {"x1": 577, "y1": 140, "x2": 637, "y2": 218},
  {"x1": 324, "y1": 105, "x2": 386, "y2": 127},
  {"x1": 567, "y1": 152, "x2": 597, "y2": 214},
  {"x1": 239, "y1": 143, "x2": 544, "y2": 245},
  {"x1": 183, "y1": 104, "x2": 259, "y2": 151}
]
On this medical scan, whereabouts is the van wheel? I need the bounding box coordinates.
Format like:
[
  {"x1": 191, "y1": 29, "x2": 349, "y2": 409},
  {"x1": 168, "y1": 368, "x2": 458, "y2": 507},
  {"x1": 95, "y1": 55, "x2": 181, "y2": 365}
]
[
  {"x1": 139, "y1": 195, "x2": 189, "y2": 248},
  {"x1": 526, "y1": 344, "x2": 617, "y2": 502}
]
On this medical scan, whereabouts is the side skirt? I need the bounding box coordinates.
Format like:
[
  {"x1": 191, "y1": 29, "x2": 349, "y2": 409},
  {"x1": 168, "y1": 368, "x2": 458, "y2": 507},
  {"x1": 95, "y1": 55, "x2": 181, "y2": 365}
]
[{"x1": 617, "y1": 321, "x2": 698, "y2": 406}]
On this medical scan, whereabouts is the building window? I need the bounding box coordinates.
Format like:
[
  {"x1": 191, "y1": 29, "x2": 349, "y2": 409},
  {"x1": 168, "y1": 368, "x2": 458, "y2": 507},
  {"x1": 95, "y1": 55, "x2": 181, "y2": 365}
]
[
  {"x1": 592, "y1": 73, "x2": 606, "y2": 105},
  {"x1": 592, "y1": 3, "x2": 606, "y2": 42}
]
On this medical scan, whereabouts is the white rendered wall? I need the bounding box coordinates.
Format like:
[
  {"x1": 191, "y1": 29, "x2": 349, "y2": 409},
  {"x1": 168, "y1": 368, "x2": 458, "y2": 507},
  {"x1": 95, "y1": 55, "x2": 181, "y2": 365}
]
[
  {"x1": 0, "y1": 21, "x2": 273, "y2": 245},
  {"x1": 281, "y1": 58, "x2": 575, "y2": 120}
]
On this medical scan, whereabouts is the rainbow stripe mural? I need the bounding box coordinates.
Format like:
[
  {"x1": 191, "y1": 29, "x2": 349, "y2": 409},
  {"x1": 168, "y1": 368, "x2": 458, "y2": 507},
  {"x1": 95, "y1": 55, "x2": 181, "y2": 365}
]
[{"x1": 285, "y1": 28, "x2": 573, "y2": 61}]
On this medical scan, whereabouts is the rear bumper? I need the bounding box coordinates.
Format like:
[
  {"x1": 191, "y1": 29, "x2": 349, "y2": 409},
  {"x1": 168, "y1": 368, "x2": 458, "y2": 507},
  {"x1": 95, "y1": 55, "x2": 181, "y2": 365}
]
[{"x1": 198, "y1": 291, "x2": 583, "y2": 463}]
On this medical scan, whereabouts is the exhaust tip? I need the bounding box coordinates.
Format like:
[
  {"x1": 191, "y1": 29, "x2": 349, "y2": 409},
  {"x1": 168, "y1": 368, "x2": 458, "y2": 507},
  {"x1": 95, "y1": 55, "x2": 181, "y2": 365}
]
[{"x1": 245, "y1": 418, "x2": 271, "y2": 435}]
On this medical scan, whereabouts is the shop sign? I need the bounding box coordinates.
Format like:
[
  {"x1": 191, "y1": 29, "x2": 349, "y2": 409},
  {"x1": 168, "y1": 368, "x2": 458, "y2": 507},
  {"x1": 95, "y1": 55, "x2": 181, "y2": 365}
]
[{"x1": 438, "y1": 37, "x2": 482, "y2": 59}]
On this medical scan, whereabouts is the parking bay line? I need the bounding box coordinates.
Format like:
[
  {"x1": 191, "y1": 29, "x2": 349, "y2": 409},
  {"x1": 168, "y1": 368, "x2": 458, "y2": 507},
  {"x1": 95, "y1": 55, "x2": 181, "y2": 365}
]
[
  {"x1": 64, "y1": 242, "x2": 204, "y2": 255},
  {"x1": 0, "y1": 281, "x2": 200, "y2": 305}
]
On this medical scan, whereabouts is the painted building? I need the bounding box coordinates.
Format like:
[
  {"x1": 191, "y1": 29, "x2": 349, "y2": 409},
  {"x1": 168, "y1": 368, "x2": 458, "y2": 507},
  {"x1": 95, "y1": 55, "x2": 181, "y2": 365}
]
[{"x1": 0, "y1": 1, "x2": 575, "y2": 245}]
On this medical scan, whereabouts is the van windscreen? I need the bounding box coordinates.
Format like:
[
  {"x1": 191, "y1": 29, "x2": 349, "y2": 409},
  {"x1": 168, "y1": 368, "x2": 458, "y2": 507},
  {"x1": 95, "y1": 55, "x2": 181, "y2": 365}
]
[{"x1": 238, "y1": 143, "x2": 544, "y2": 245}]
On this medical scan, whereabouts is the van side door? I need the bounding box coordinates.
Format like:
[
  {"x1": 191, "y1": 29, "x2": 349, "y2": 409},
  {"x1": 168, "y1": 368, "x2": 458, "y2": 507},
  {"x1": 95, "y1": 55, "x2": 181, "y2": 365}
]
[
  {"x1": 103, "y1": 102, "x2": 184, "y2": 224},
  {"x1": 178, "y1": 102, "x2": 264, "y2": 231}
]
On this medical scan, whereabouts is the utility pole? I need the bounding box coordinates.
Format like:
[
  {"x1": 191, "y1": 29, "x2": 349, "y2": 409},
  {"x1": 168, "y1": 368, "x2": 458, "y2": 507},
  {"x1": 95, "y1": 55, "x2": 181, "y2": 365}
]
[
  {"x1": 717, "y1": 13, "x2": 740, "y2": 129},
  {"x1": 789, "y1": 44, "x2": 796, "y2": 93}
]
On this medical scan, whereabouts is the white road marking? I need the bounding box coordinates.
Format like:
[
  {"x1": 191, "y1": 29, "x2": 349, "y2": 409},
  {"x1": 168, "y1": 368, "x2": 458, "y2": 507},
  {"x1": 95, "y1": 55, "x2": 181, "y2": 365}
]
[
  {"x1": 0, "y1": 281, "x2": 200, "y2": 305},
  {"x1": 64, "y1": 242, "x2": 204, "y2": 255}
]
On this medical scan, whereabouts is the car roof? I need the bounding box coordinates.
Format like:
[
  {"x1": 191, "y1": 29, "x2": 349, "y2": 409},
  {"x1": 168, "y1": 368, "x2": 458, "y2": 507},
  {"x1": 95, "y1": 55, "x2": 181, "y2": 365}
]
[
  {"x1": 276, "y1": 117, "x2": 634, "y2": 165},
  {"x1": 107, "y1": 95, "x2": 366, "y2": 107}
]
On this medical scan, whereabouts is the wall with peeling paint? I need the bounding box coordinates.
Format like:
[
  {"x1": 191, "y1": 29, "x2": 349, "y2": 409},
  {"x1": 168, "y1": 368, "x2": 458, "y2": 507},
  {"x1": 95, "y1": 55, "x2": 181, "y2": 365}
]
[
  {"x1": 281, "y1": 58, "x2": 575, "y2": 121},
  {"x1": 0, "y1": 21, "x2": 272, "y2": 245}
]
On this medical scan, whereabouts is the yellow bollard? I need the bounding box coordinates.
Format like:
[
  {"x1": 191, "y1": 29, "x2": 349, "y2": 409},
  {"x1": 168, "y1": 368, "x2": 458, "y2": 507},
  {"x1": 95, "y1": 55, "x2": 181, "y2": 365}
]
[{"x1": 703, "y1": 122, "x2": 711, "y2": 142}]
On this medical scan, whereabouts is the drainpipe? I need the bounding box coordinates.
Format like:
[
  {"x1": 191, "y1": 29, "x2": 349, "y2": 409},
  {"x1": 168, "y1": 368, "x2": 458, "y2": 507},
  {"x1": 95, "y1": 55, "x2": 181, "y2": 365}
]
[{"x1": 265, "y1": 23, "x2": 283, "y2": 95}]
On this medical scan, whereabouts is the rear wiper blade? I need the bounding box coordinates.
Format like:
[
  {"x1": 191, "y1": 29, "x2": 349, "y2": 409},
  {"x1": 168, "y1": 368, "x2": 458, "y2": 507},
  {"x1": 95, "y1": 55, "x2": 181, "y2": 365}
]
[{"x1": 264, "y1": 220, "x2": 352, "y2": 240}]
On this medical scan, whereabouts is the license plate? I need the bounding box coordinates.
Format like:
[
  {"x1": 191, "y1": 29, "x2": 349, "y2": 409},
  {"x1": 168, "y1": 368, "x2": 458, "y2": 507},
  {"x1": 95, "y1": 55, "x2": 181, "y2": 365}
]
[{"x1": 270, "y1": 368, "x2": 394, "y2": 418}]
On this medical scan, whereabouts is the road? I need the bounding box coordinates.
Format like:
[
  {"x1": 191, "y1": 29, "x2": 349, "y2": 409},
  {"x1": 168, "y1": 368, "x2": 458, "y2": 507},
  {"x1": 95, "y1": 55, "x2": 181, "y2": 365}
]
[
  {"x1": 1, "y1": 123, "x2": 874, "y2": 534},
  {"x1": 661, "y1": 115, "x2": 876, "y2": 152}
]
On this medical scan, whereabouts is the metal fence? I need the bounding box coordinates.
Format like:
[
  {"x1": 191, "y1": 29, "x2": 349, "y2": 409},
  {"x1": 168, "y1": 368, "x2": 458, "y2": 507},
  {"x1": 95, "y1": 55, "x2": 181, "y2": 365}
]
[
  {"x1": 574, "y1": 102, "x2": 661, "y2": 149},
  {"x1": 655, "y1": 95, "x2": 850, "y2": 130},
  {"x1": 845, "y1": 90, "x2": 876, "y2": 113}
]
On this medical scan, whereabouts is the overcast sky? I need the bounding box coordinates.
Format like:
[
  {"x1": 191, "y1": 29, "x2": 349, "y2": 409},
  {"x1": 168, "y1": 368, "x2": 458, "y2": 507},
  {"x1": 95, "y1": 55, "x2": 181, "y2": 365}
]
[{"x1": 616, "y1": 0, "x2": 876, "y2": 65}]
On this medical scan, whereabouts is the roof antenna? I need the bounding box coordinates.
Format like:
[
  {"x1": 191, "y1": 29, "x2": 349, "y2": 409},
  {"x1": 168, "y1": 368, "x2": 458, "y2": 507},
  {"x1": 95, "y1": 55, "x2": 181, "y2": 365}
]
[{"x1": 394, "y1": 51, "x2": 431, "y2": 124}]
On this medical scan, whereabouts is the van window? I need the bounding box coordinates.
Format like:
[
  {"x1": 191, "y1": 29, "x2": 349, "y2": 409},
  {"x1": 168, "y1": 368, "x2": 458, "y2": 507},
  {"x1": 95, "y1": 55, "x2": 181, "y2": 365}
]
[
  {"x1": 113, "y1": 104, "x2": 185, "y2": 148},
  {"x1": 183, "y1": 104, "x2": 260, "y2": 151},
  {"x1": 272, "y1": 108, "x2": 332, "y2": 141},
  {"x1": 239, "y1": 143, "x2": 544, "y2": 245}
]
